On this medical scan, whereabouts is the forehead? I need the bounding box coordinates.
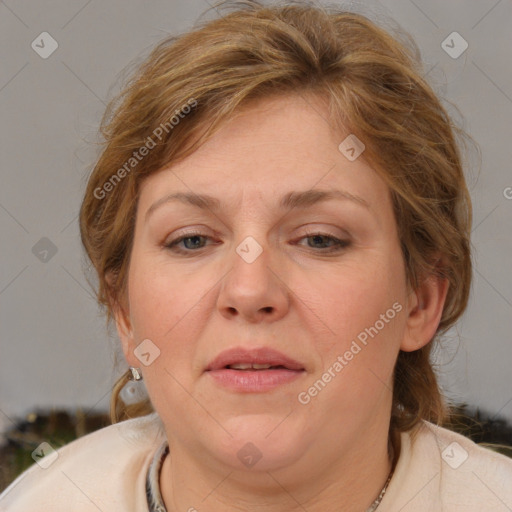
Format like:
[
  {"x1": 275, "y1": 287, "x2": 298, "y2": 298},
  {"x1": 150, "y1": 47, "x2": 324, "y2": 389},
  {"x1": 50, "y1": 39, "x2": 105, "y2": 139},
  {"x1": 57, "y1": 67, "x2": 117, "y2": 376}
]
[{"x1": 137, "y1": 94, "x2": 391, "y2": 216}]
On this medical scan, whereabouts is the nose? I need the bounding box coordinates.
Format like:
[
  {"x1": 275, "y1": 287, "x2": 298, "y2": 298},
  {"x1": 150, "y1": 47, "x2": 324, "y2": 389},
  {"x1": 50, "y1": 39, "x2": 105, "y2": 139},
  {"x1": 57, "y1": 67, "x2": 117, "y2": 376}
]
[{"x1": 216, "y1": 237, "x2": 290, "y2": 324}]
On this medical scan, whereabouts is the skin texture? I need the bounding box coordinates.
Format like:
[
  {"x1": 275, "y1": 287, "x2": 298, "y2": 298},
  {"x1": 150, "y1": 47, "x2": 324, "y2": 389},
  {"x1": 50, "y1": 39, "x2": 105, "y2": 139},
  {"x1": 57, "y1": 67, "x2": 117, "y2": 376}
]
[{"x1": 113, "y1": 93, "x2": 448, "y2": 512}]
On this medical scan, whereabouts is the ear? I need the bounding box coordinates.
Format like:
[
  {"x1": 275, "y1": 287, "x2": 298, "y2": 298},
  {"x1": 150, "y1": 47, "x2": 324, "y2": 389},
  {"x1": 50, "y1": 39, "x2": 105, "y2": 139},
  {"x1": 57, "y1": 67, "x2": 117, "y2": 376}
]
[
  {"x1": 106, "y1": 271, "x2": 139, "y2": 368},
  {"x1": 400, "y1": 264, "x2": 449, "y2": 352}
]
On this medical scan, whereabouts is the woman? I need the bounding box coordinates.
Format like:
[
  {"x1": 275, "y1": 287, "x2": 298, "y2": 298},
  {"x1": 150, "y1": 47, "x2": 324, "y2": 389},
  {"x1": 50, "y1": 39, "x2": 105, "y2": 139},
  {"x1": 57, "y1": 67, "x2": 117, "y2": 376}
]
[{"x1": 1, "y1": 1, "x2": 511, "y2": 511}]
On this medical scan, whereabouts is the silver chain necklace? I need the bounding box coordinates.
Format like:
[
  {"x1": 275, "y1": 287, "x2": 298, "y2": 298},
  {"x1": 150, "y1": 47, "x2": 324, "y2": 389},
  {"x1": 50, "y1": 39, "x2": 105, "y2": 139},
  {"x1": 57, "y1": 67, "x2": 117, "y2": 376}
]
[{"x1": 366, "y1": 470, "x2": 393, "y2": 512}]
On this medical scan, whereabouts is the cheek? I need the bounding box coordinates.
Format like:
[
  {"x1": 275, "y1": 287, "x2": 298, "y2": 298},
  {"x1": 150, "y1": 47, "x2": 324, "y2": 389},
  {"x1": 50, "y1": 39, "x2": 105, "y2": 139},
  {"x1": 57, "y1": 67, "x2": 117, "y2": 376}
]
[
  {"x1": 309, "y1": 251, "x2": 407, "y2": 400},
  {"x1": 126, "y1": 251, "x2": 214, "y2": 381},
  {"x1": 312, "y1": 253, "x2": 405, "y2": 346},
  {"x1": 127, "y1": 252, "x2": 193, "y2": 339},
  {"x1": 126, "y1": 258, "x2": 203, "y2": 413}
]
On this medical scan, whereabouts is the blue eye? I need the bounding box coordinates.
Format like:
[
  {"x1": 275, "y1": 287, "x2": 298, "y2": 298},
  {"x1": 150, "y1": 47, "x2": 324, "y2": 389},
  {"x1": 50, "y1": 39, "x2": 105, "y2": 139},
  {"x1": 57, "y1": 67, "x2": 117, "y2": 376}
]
[
  {"x1": 298, "y1": 232, "x2": 351, "y2": 252},
  {"x1": 164, "y1": 232, "x2": 350, "y2": 255},
  {"x1": 165, "y1": 233, "x2": 210, "y2": 252}
]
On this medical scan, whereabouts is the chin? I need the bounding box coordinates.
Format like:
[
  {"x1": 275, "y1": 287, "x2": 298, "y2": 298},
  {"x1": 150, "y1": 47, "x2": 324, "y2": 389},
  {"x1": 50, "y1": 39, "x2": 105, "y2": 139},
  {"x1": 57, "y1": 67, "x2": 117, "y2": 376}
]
[{"x1": 210, "y1": 416, "x2": 306, "y2": 472}]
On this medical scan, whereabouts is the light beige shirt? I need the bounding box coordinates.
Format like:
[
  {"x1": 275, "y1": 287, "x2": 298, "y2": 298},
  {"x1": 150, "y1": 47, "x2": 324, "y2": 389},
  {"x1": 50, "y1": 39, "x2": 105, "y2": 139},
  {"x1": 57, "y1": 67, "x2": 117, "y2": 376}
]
[{"x1": 1, "y1": 413, "x2": 511, "y2": 511}]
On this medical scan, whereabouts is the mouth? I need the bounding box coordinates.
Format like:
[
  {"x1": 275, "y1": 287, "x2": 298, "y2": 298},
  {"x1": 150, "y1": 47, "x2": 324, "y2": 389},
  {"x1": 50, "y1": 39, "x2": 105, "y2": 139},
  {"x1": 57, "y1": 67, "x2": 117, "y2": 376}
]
[
  {"x1": 205, "y1": 346, "x2": 305, "y2": 372},
  {"x1": 223, "y1": 363, "x2": 294, "y2": 370},
  {"x1": 205, "y1": 347, "x2": 305, "y2": 392}
]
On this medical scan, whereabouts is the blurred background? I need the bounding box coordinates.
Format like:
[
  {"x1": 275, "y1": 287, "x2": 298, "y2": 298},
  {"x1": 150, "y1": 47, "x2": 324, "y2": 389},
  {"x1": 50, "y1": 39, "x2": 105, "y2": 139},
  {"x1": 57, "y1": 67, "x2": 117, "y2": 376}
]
[{"x1": 1, "y1": 0, "x2": 511, "y2": 489}]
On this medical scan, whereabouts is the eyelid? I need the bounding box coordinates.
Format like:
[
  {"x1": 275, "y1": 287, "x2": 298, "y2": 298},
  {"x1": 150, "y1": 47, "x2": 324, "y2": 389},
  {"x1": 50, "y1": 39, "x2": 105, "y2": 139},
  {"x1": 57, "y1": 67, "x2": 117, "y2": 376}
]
[
  {"x1": 163, "y1": 228, "x2": 352, "y2": 256},
  {"x1": 163, "y1": 225, "x2": 214, "y2": 241},
  {"x1": 164, "y1": 224, "x2": 349, "y2": 243},
  {"x1": 300, "y1": 225, "x2": 350, "y2": 238}
]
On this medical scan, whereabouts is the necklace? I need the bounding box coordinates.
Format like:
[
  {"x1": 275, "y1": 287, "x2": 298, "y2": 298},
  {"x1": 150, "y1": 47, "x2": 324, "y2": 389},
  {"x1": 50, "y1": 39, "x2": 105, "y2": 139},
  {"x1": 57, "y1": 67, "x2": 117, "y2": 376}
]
[
  {"x1": 366, "y1": 470, "x2": 393, "y2": 512},
  {"x1": 146, "y1": 442, "x2": 394, "y2": 512}
]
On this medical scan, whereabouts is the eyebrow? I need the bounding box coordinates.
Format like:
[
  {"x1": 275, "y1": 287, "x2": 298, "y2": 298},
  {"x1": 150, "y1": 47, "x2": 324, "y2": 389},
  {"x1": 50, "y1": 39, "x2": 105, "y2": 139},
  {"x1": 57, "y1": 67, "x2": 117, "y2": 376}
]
[{"x1": 145, "y1": 188, "x2": 370, "y2": 222}]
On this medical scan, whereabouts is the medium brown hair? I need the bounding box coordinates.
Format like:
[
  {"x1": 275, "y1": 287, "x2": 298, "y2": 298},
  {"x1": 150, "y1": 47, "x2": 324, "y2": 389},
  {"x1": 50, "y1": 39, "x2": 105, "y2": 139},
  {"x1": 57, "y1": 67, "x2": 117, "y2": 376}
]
[{"x1": 79, "y1": 1, "x2": 475, "y2": 431}]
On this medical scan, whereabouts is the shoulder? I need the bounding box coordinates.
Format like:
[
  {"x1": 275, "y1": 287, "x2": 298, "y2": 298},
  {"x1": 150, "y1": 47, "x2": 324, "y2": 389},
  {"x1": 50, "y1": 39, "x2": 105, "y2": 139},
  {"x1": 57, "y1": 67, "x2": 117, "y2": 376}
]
[
  {"x1": 414, "y1": 422, "x2": 512, "y2": 490},
  {"x1": 0, "y1": 413, "x2": 165, "y2": 512},
  {"x1": 381, "y1": 421, "x2": 512, "y2": 511}
]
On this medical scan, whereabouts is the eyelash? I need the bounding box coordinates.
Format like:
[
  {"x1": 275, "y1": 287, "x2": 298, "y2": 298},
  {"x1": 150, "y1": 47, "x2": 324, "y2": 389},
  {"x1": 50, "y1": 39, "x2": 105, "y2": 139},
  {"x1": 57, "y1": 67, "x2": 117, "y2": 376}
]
[{"x1": 164, "y1": 230, "x2": 351, "y2": 255}]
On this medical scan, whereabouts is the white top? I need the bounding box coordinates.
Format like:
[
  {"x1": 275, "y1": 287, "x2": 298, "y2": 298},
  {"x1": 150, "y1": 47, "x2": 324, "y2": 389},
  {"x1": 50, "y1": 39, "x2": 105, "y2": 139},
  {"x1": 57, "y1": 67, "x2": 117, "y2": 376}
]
[{"x1": 1, "y1": 413, "x2": 511, "y2": 511}]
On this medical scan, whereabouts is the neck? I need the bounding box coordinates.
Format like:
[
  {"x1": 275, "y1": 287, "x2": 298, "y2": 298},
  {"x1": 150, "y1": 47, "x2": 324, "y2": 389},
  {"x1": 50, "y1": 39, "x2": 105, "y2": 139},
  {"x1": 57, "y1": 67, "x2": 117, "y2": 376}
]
[{"x1": 159, "y1": 420, "x2": 394, "y2": 512}]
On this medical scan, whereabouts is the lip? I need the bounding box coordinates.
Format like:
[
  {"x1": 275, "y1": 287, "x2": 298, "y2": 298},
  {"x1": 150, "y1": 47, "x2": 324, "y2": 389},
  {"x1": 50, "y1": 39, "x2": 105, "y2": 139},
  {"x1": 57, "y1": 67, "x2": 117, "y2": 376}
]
[
  {"x1": 205, "y1": 346, "x2": 304, "y2": 371},
  {"x1": 205, "y1": 346, "x2": 305, "y2": 393}
]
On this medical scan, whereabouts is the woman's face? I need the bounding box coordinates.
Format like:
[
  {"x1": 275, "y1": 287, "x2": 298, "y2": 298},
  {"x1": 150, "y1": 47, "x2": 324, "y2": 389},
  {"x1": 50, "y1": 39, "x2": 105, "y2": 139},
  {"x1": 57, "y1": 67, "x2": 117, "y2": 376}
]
[{"x1": 117, "y1": 94, "x2": 423, "y2": 474}]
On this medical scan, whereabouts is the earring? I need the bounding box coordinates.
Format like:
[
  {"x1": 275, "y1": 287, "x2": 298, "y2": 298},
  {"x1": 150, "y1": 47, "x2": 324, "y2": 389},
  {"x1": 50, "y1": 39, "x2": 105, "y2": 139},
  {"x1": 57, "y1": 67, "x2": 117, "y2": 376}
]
[{"x1": 129, "y1": 367, "x2": 143, "y2": 381}]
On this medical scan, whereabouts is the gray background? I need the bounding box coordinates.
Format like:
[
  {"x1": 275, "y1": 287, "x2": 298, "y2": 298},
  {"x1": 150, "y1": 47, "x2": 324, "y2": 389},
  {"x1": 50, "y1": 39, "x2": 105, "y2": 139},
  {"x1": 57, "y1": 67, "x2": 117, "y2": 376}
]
[{"x1": 1, "y1": 0, "x2": 511, "y2": 436}]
